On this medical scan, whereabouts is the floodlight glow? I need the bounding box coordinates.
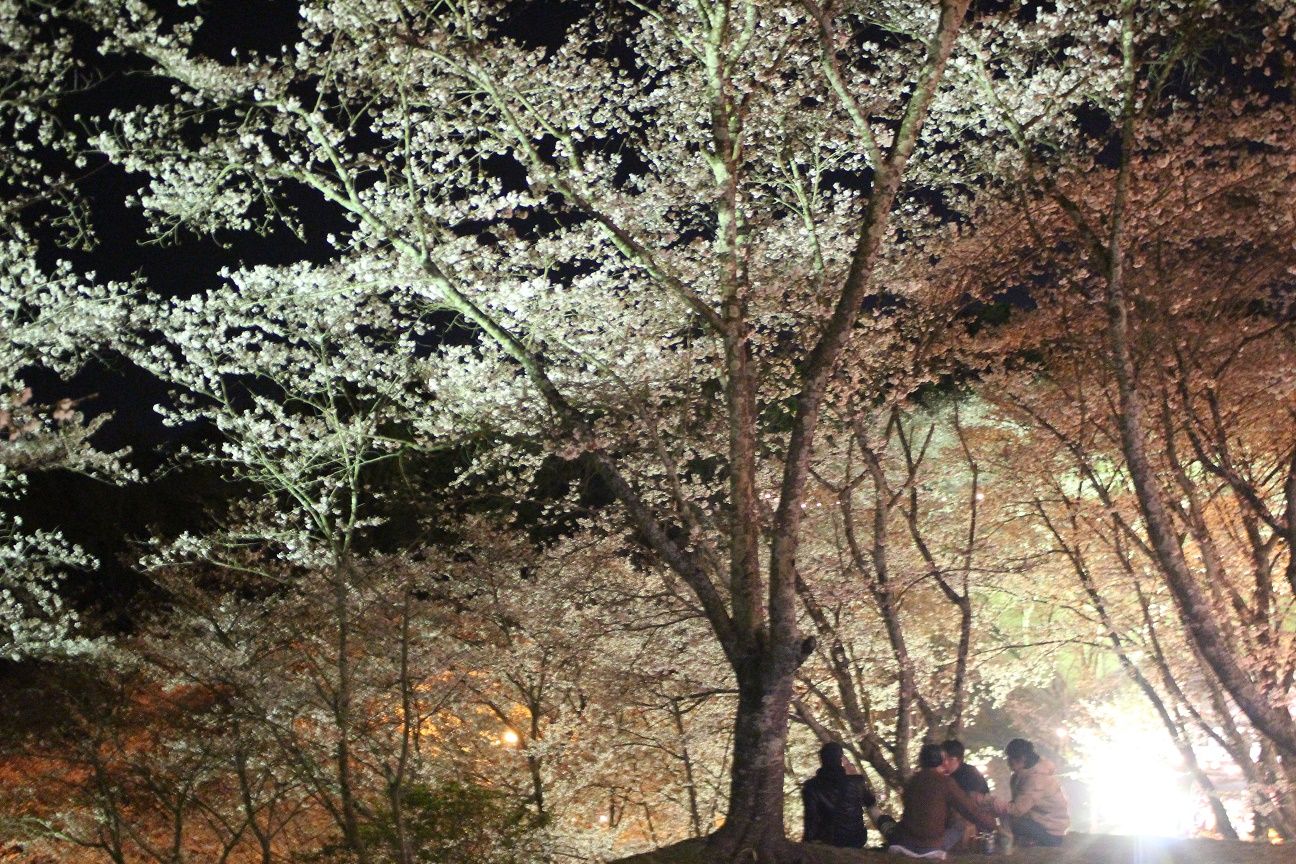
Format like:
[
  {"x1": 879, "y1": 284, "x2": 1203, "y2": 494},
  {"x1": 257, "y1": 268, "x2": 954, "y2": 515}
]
[
  {"x1": 501, "y1": 729, "x2": 520, "y2": 746},
  {"x1": 1073, "y1": 717, "x2": 1196, "y2": 837}
]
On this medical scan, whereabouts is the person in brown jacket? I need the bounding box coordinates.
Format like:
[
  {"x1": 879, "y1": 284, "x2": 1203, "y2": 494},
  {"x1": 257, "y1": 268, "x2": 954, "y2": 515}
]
[
  {"x1": 889, "y1": 743, "x2": 996, "y2": 859},
  {"x1": 990, "y1": 738, "x2": 1069, "y2": 847}
]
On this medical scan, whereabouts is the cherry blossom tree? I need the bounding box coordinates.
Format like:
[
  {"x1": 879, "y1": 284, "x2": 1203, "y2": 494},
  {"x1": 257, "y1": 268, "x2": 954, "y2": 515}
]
[
  {"x1": 793, "y1": 397, "x2": 1059, "y2": 794},
  {"x1": 124, "y1": 257, "x2": 439, "y2": 864},
  {"x1": 952, "y1": 90, "x2": 1296, "y2": 833},
  {"x1": 1, "y1": 0, "x2": 131, "y2": 660},
  {"x1": 71, "y1": 0, "x2": 995, "y2": 855},
  {"x1": 16, "y1": 0, "x2": 1266, "y2": 856},
  {"x1": 431, "y1": 520, "x2": 735, "y2": 856},
  {"x1": 34, "y1": 217, "x2": 727, "y2": 861},
  {"x1": 979, "y1": 95, "x2": 1296, "y2": 761}
]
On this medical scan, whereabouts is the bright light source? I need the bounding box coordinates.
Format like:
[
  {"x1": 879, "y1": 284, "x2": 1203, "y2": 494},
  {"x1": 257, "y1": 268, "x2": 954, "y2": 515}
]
[
  {"x1": 501, "y1": 729, "x2": 520, "y2": 746},
  {"x1": 598, "y1": 814, "x2": 610, "y2": 824},
  {"x1": 1073, "y1": 711, "x2": 1195, "y2": 837}
]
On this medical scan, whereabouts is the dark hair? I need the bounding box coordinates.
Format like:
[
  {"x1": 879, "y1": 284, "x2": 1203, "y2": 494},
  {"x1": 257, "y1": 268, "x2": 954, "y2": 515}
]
[
  {"x1": 818, "y1": 741, "x2": 845, "y2": 771},
  {"x1": 941, "y1": 739, "x2": 965, "y2": 760},
  {"x1": 919, "y1": 743, "x2": 946, "y2": 769},
  {"x1": 1005, "y1": 738, "x2": 1040, "y2": 768}
]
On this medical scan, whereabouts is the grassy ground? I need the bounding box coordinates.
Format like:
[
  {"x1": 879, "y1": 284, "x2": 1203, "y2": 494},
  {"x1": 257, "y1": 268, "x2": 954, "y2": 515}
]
[{"x1": 614, "y1": 833, "x2": 1290, "y2": 864}]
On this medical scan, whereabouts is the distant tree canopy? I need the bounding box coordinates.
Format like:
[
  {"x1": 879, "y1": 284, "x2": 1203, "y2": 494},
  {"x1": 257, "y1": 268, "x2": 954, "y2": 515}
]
[
  {"x1": 1, "y1": 0, "x2": 1294, "y2": 861},
  {"x1": 1, "y1": 1, "x2": 134, "y2": 660}
]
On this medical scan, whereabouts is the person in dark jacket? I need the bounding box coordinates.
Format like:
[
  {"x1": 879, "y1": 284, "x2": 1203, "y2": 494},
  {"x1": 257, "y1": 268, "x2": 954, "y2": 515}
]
[
  {"x1": 941, "y1": 739, "x2": 990, "y2": 800},
  {"x1": 941, "y1": 739, "x2": 990, "y2": 852},
  {"x1": 889, "y1": 743, "x2": 996, "y2": 859},
  {"x1": 802, "y1": 742, "x2": 877, "y2": 848}
]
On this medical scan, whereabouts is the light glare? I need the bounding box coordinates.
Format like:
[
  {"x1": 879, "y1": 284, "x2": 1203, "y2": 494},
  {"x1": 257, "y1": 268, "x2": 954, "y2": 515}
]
[{"x1": 1074, "y1": 716, "x2": 1195, "y2": 836}]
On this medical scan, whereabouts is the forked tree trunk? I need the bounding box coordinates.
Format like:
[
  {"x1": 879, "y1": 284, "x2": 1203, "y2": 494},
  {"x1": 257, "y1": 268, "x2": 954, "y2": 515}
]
[
  {"x1": 706, "y1": 6, "x2": 970, "y2": 859},
  {"x1": 393, "y1": 5, "x2": 972, "y2": 859}
]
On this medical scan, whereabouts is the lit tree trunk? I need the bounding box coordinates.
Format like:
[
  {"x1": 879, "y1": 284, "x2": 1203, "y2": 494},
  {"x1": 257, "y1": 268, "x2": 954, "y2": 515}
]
[
  {"x1": 852, "y1": 434, "x2": 930, "y2": 780},
  {"x1": 715, "y1": 653, "x2": 801, "y2": 858},
  {"x1": 670, "y1": 699, "x2": 706, "y2": 838},
  {"x1": 703, "y1": 2, "x2": 792, "y2": 847},
  {"x1": 233, "y1": 742, "x2": 274, "y2": 864},
  {"x1": 1100, "y1": 2, "x2": 1296, "y2": 762},
  {"x1": 896, "y1": 414, "x2": 978, "y2": 740},
  {"x1": 89, "y1": 755, "x2": 129, "y2": 864},
  {"x1": 710, "y1": 8, "x2": 970, "y2": 849},
  {"x1": 1255, "y1": 743, "x2": 1296, "y2": 840},
  {"x1": 526, "y1": 705, "x2": 547, "y2": 822},
  {"x1": 1182, "y1": 635, "x2": 1296, "y2": 838},
  {"x1": 331, "y1": 559, "x2": 369, "y2": 864},
  {"x1": 944, "y1": 407, "x2": 981, "y2": 738},
  {"x1": 387, "y1": 582, "x2": 416, "y2": 864}
]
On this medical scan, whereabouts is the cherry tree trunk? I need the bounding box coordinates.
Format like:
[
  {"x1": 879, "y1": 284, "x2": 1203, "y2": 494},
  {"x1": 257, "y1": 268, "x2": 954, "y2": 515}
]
[{"x1": 709, "y1": 654, "x2": 802, "y2": 863}]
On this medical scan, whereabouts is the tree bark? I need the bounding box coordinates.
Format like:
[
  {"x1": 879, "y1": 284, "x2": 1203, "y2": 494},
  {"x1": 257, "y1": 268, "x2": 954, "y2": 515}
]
[
  {"x1": 709, "y1": 654, "x2": 800, "y2": 862},
  {"x1": 331, "y1": 561, "x2": 369, "y2": 864},
  {"x1": 673, "y1": 702, "x2": 706, "y2": 838},
  {"x1": 712, "y1": 7, "x2": 970, "y2": 850}
]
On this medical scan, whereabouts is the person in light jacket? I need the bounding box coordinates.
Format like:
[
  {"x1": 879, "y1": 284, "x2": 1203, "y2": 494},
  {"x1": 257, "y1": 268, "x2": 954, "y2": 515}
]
[{"x1": 990, "y1": 738, "x2": 1069, "y2": 847}]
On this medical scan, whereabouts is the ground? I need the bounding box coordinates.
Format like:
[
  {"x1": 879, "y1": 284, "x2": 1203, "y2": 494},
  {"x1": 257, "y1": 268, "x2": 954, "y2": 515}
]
[{"x1": 613, "y1": 834, "x2": 1289, "y2": 864}]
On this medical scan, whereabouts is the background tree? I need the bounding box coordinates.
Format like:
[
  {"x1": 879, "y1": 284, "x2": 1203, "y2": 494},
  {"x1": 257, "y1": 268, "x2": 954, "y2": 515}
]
[
  {"x1": 430, "y1": 522, "x2": 735, "y2": 856},
  {"x1": 1, "y1": 0, "x2": 131, "y2": 660},
  {"x1": 793, "y1": 397, "x2": 1055, "y2": 793},
  {"x1": 956, "y1": 98, "x2": 1296, "y2": 835},
  {"x1": 70, "y1": 0, "x2": 1015, "y2": 855}
]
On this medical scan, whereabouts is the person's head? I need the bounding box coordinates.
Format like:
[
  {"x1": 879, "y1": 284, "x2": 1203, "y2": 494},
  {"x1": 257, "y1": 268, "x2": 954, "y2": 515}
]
[
  {"x1": 1004, "y1": 738, "x2": 1040, "y2": 771},
  {"x1": 818, "y1": 741, "x2": 846, "y2": 773},
  {"x1": 918, "y1": 742, "x2": 946, "y2": 771},
  {"x1": 941, "y1": 739, "x2": 966, "y2": 773}
]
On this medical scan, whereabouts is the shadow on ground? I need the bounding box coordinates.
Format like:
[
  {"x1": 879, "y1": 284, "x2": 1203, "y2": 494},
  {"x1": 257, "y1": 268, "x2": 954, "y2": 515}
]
[{"x1": 614, "y1": 833, "x2": 1289, "y2": 864}]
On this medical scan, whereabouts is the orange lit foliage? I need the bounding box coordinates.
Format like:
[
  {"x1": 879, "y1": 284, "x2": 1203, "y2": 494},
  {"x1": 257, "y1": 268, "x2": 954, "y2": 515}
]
[{"x1": 958, "y1": 103, "x2": 1296, "y2": 838}]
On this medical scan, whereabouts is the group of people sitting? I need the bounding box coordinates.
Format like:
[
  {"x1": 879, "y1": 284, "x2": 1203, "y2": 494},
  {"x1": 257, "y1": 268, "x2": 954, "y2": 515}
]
[{"x1": 802, "y1": 738, "x2": 1069, "y2": 859}]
